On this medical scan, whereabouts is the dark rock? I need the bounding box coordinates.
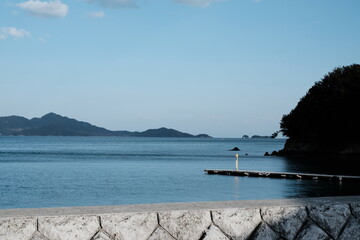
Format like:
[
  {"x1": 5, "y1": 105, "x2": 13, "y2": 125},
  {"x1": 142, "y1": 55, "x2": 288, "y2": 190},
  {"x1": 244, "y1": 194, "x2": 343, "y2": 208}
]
[
  {"x1": 271, "y1": 151, "x2": 278, "y2": 156},
  {"x1": 230, "y1": 147, "x2": 240, "y2": 151},
  {"x1": 264, "y1": 152, "x2": 270, "y2": 156}
]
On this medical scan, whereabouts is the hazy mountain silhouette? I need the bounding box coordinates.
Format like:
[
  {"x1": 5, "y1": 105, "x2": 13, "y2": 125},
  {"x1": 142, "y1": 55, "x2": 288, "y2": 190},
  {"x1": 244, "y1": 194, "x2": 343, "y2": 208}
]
[{"x1": 0, "y1": 113, "x2": 211, "y2": 138}]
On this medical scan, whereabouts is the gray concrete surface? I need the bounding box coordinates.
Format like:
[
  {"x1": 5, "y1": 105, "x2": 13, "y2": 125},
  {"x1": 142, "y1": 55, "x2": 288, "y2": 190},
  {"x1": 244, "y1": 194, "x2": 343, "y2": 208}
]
[{"x1": 1, "y1": 196, "x2": 360, "y2": 240}]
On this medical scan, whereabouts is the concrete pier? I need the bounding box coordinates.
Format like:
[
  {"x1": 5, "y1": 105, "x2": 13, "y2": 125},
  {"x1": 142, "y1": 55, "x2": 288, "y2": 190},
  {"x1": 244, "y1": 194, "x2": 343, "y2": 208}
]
[{"x1": 204, "y1": 169, "x2": 360, "y2": 181}]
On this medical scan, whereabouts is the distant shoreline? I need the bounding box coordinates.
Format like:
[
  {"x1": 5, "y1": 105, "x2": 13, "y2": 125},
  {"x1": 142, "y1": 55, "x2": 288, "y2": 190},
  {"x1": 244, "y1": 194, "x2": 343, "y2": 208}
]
[{"x1": 0, "y1": 113, "x2": 212, "y2": 138}]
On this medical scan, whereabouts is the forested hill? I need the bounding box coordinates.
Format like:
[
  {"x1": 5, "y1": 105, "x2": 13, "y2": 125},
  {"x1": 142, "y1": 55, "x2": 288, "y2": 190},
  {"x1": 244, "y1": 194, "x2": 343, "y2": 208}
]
[
  {"x1": 279, "y1": 64, "x2": 360, "y2": 154},
  {"x1": 0, "y1": 113, "x2": 211, "y2": 138}
]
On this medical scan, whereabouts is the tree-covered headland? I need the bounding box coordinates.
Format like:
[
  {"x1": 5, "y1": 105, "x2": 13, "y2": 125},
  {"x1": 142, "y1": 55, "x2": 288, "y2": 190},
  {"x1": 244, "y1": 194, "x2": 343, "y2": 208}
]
[{"x1": 279, "y1": 64, "x2": 360, "y2": 155}]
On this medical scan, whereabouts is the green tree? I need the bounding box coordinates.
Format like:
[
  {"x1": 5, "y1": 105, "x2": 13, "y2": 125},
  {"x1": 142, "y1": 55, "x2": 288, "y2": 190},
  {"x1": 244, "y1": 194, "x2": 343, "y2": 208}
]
[{"x1": 280, "y1": 64, "x2": 360, "y2": 151}]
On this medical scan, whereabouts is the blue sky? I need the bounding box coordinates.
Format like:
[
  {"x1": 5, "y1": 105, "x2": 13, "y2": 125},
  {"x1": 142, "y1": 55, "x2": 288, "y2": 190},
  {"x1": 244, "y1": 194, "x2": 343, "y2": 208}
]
[{"x1": 1, "y1": 0, "x2": 359, "y2": 137}]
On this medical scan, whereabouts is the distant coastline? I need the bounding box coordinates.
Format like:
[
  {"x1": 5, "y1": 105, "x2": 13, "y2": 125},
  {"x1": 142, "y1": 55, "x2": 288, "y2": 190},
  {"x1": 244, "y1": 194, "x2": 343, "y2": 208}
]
[{"x1": 0, "y1": 113, "x2": 212, "y2": 138}]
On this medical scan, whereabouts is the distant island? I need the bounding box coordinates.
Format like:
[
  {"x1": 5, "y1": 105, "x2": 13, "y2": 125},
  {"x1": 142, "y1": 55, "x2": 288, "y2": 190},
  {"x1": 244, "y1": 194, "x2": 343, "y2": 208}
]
[
  {"x1": 0, "y1": 113, "x2": 212, "y2": 138},
  {"x1": 277, "y1": 64, "x2": 360, "y2": 155},
  {"x1": 242, "y1": 134, "x2": 274, "y2": 139},
  {"x1": 251, "y1": 135, "x2": 272, "y2": 139}
]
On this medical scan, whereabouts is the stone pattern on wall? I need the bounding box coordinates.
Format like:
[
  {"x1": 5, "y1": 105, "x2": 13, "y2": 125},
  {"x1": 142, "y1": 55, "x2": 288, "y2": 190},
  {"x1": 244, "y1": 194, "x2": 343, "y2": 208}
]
[{"x1": 1, "y1": 202, "x2": 360, "y2": 240}]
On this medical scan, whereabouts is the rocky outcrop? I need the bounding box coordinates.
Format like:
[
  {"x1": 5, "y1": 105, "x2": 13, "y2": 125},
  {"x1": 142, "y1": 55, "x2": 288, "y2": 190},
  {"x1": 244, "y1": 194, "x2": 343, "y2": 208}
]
[
  {"x1": 275, "y1": 138, "x2": 360, "y2": 156},
  {"x1": 229, "y1": 147, "x2": 240, "y2": 151}
]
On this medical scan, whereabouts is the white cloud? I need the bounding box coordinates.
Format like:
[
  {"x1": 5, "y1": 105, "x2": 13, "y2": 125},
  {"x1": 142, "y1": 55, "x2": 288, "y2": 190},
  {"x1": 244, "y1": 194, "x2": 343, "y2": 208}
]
[
  {"x1": 85, "y1": 0, "x2": 137, "y2": 8},
  {"x1": 174, "y1": 0, "x2": 224, "y2": 7},
  {"x1": 88, "y1": 11, "x2": 105, "y2": 18},
  {"x1": 38, "y1": 34, "x2": 51, "y2": 43},
  {"x1": 0, "y1": 27, "x2": 31, "y2": 40},
  {"x1": 16, "y1": 0, "x2": 68, "y2": 18},
  {"x1": 38, "y1": 36, "x2": 46, "y2": 43}
]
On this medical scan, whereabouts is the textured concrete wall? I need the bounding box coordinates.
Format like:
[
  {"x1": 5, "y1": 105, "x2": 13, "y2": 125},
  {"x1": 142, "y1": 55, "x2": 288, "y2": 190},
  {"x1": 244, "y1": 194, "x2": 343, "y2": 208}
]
[{"x1": 1, "y1": 196, "x2": 360, "y2": 240}]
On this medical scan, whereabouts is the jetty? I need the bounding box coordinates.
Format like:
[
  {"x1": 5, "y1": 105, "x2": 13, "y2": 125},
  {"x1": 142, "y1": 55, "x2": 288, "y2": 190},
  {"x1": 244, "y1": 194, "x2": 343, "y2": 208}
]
[{"x1": 204, "y1": 169, "x2": 360, "y2": 181}]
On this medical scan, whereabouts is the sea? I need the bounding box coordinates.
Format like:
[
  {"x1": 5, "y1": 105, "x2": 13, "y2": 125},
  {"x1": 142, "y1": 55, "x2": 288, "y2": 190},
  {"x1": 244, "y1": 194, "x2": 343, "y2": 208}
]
[{"x1": 0, "y1": 136, "x2": 359, "y2": 209}]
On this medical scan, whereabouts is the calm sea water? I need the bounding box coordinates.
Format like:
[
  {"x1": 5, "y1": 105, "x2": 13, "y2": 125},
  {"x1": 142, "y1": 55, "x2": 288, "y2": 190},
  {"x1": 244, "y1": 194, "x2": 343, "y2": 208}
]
[{"x1": 0, "y1": 136, "x2": 359, "y2": 209}]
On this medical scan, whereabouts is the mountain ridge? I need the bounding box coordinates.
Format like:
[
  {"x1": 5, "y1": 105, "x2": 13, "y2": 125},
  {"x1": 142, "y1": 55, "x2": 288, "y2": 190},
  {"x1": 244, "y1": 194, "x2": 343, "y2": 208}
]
[{"x1": 0, "y1": 113, "x2": 211, "y2": 138}]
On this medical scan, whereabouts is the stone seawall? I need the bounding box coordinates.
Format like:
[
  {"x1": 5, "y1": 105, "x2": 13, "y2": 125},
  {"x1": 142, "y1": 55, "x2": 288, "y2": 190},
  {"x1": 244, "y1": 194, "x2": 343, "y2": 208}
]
[{"x1": 1, "y1": 196, "x2": 360, "y2": 240}]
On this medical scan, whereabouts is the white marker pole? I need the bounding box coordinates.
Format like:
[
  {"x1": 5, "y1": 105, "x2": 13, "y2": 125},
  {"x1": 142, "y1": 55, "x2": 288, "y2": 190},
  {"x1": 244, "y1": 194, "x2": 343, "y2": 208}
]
[{"x1": 235, "y1": 154, "x2": 239, "y2": 171}]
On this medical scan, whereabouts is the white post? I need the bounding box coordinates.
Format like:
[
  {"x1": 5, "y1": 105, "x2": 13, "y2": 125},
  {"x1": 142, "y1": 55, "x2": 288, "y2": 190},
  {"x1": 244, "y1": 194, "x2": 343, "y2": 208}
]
[{"x1": 235, "y1": 154, "x2": 239, "y2": 171}]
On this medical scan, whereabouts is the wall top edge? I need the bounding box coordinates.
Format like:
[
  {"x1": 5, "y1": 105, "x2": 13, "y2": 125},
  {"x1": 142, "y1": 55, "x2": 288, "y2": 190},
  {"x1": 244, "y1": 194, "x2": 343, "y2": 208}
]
[{"x1": 1, "y1": 195, "x2": 360, "y2": 219}]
